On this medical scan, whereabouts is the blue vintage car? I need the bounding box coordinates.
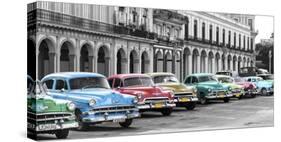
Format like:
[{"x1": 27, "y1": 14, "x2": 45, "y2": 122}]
[
  {"x1": 244, "y1": 76, "x2": 273, "y2": 96},
  {"x1": 41, "y1": 72, "x2": 140, "y2": 130}
]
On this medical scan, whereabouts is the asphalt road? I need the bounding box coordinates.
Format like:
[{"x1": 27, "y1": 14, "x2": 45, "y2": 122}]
[{"x1": 37, "y1": 95, "x2": 274, "y2": 141}]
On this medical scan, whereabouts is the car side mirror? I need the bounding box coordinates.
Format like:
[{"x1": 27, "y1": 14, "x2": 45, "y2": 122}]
[{"x1": 60, "y1": 88, "x2": 65, "y2": 92}]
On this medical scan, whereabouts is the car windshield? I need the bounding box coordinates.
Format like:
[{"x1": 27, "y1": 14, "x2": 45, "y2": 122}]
[
  {"x1": 124, "y1": 77, "x2": 154, "y2": 87},
  {"x1": 69, "y1": 77, "x2": 110, "y2": 90},
  {"x1": 153, "y1": 75, "x2": 179, "y2": 84},
  {"x1": 217, "y1": 77, "x2": 233, "y2": 83},
  {"x1": 198, "y1": 75, "x2": 217, "y2": 82},
  {"x1": 234, "y1": 78, "x2": 245, "y2": 82}
]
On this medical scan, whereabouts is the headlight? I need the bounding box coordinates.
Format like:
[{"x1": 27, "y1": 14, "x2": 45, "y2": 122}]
[
  {"x1": 208, "y1": 88, "x2": 212, "y2": 93},
  {"x1": 229, "y1": 87, "x2": 232, "y2": 91},
  {"x1": 193, "y1": 88, "x2": 198, "y2": 93},
  {"x1": 136, "y1": 93, "x2": 144, "y2": 100},
  {"x1": 89, "y1": 99, "x2": 96, "y2": 107},
  {"x1": 67, "y1": 102, "x2": 75, "y2": 111},
  {"x1": 132, "y1": 97, "x2": 138, "y2": 104}
]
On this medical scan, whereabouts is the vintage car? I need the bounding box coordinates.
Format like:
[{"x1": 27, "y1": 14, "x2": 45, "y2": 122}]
[
  {"x1": 27, "y1": 76, "x2": 78, "y2": 139},
  {"x1": 215, "y1": 75, "x2": 244, "y2": 99},
  {"x1": 234, "y1": 77, "x2": 258, "y2": 98},
  {"x1": 146, "y1": 72, "x2": 198, "y2": 110},
  {"x1": 41, "y1": 72, "x2": 140, "y2": 130},
  {"x1": 183, "y1": 73, "x2": 232, "y2": 104},
  {"x1": 244, "y1": 76, "x2": 274, "y2": 96},
  {"x1": 108, "y1": 74, "x2": 176, "y2": 116}
]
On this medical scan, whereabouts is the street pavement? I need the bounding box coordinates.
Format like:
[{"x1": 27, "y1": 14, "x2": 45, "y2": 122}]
[{"x1": 37, "y1": 95, "x2": 274, "y2": 141}]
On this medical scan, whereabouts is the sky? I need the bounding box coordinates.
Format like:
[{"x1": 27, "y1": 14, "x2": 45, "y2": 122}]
[{"x1": 254, "y1": 15, "x2": 274, "y2": 43}]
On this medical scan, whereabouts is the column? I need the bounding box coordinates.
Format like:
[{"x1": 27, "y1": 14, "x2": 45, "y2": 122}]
[
  {"x1": 88, "y1": 56, "x2": 94, "y2": 72},
  {"x1": 69, "y1": 55, "x2": 76, "y2": 71},
  {"x1": 188, "y1": 54, "x2": 192, "y2": 75},
  {"x1": 56, "y1": 53, "x2": 60, "y2": 72},
  {"x1": 48, "y1": 52, "x2": 56, "y2": 73},
  {"x1": 204, "y1": 56, "x2": 208, "y2": 72},
  {"x1": 197, "y1": 55, "x2": 200, "y2": 73},
  {"x1": 36, "y1": 46, "x2": 39, "y2": 80},
  {"x1": 229, "y1": 59, "x2": 233, "y2": 71},
  {"x1": 219, "y1": 58, "x2": 223, "y2": 71},
  {"x1": 211, "y1": 57, "x2": 215, "y2": 73},
  {"x1": 105, "y1": 57, "x2": 110, "y2": 76}
]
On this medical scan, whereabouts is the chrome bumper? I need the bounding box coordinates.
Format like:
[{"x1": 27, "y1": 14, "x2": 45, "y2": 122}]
[
  {"x1": 137, "y1": 102, "x2": 176, "y2": 109},
  {"x1": 173, "y1": 96, "x2": 198, "y2": 103},
  {"x1": 205, "y1": 93, "x2": 233, "y2": 99},
  {"x1": 28, "y1": 121, "x2": 78, "y2": 132}
]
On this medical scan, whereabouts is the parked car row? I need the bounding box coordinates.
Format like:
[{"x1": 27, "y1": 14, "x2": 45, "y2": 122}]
[{"x1": 27, "y1": 71, "x2": 274, "y2": 139}]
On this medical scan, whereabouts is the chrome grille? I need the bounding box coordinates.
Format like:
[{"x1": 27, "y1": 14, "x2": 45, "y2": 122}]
[
  {"x1": 91, "y1": 105, "x2": 136, "y2": 113},
  {"x1": 27, "y1": 111, "x2": 73, "y2": 124},
  {"x1": 144, "y1": 97, "x2": 169, "y2": 104}
]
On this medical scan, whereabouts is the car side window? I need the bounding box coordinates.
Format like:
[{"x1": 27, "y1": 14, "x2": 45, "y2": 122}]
[
  {"x1": 43, "y1": 79, "x2": 54, "y2": 90},
  {"x1": 192, "y1": 77, "x2": 199, "y2": 83},
  {"x1": 247, "y1": 78, "x2": 251, "y2": 82},
  {"x1": 185, "y1": 77, "x2": 192, "y2": 84},
  {"x1": 55, "y1": 79, "x2": 68, "y2": 90},
  {"x1": 113, "y1": 78, "x2": 122, "y2": 88},
  {"x1": 108, "y1": 79, "x2": 113, "y2": 88}
]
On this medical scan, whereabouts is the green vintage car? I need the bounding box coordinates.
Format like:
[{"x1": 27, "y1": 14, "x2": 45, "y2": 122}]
[
  {"x1": 183, "y1": 73, "x2": 232, "y2": 104},
  {"x1": 147, "y1": 72, "x2": 198, "y2": 110},
  {"x1": 215, "y1": 75, "x2": 244, "y2": 99},
  {"x1": 27, "y1": 76, "x2": 78, "y2": 139}
]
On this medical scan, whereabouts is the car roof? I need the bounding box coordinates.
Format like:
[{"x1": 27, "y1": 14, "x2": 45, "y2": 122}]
[
  {"x1": 108, "y1": 73, "x2": 150, "y2": 79},
  {"x1": 188, "y1": 73, "x2": 214, "y2": 77},
  {"x1": 146, "y1": 72, "x2": 174, "y2": 77},
  {"x1": 215, "y1": 75, "x2": 232, "y2": 78},
  {"x1": 42, "y1": 72, "x2": 105, "y2": 80}
]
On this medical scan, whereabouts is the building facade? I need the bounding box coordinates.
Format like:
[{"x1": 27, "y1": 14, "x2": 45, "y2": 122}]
[{"x1": 27, "y1": 1, "x2": 256, "y2": 81}]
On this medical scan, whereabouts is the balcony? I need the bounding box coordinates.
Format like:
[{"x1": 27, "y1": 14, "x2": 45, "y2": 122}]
[
  {"x1": 28, "y1": 9, "x2": 156, "y2": 40},
  {"x1": 156, "y1": 34, "x2": 184, "y2": 47},
  {"x1": 153, "y1": 9, "x2": 187, "y2": 24}
]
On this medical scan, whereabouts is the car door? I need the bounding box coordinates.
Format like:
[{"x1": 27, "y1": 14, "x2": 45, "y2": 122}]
[{"x1": 50, "y1": 79, "x2": 69, "y2": 100}]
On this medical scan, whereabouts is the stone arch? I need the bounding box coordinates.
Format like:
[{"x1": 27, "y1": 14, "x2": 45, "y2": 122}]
[
  {"x1": 80, "y1": 43, "x2": 94, "y2": 72},
  {"x1": 97, "y1": 45, "x2": 110, "y2": 76},
  {"x1": 183, "y1": 47, "x2": 191, "y2": 77},
  {"x1": 155, "y1": 49, "x2": 164, "y2": 72},
  {"x1": 129, "y1": 49, "x2": 139, "y2": 73},
  {"x1": 141, "y1": 51, "x2": 150, "y2": 73},
  {"x1": 38, "y1": 38, "x2": 56, "y2": 79},
  {"x1": 60, "y1": 41, "x2": 75, "y2": 72},
  {"x1": 227, "y1": 54, "x2": 232, "y2": 70},
  {"x1": 192, "y1": 48, "x2": 200, "y2": 73},
  {"x1": 164, "y1": 50, "x2": 173, "y2": 73},
  {"x1": 37, "y1": 36, "x2": 56, "y2": 53},
  {"x1": 200, "y1": 50, "x2": 207, "y2": 72},
  {"x1": 215, "y1": 52, "x2": 220, "y2": 72},
  {"x1": 117, "y1": 47, "x2": 127, "y2": 74},
  {"x1": 208, "y1": 51, "x2": 214, "y2": 73}
]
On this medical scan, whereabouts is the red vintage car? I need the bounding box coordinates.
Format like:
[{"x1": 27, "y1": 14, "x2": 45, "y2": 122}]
[
  {"x1": 108, "y1": 74, "x2": 176, "y2": 116},
  {"x1": 234, "y1": 77, "x2": 258, "y2": 98}
]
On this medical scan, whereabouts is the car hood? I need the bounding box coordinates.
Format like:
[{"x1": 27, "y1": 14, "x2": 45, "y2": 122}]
[
  {"x1": 69, "y1": 89, "x2": 135, "y2": 106},
  {"x1": 120, "y1": 86, "x2": 171, "y2": 99},
  {"x1": 27, "y1": 94, "x2": 71, "y2": 113},
  {"x1": 198, "y1": 81, "x2": 224, "y2": 90},
  {"x1": 157, "y1": 82, "x2": 193, "y2": 93},
  {"x1": 222, "y1": 83, "x2": 242, "y2": 89}
]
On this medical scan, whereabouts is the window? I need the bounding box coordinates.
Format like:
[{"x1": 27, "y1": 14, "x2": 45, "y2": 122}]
[
  {"x1": 251, "y1": 38, "x2": 254, "y2": 50},
  {"x1": 202, "y1": 22, "x2": 205, "y2": 41},
  {"x1": 243, "y1": 35, "x2": 246, "y2": 50},
  {"x1": 228, "y1": 31, "x2": 231, "y2": 47},
  {"x1": 248, "y1": 19, "x2": 253, "y2": 30},
  {"x1": 191, "y1": 77, "x2": 199, "y2": 84},
  {"x1": 222, "y1": 29, "x2": 225, "y2": 46},
  {"x1": 239, "y1": 34, "x2": 241, "y2": 49},
  {"x1": 209, "y1": 25, "x2": 213, "y2": 43},
  {"x1": 234, "y1": 32, "x2": 236, "y2": 48},
  {"x1": 216, "y1": 27, "x2": 219, "y2": 44},
  {"x1": 108, "y1": 79, "x2": 113, "y2": 88},
  {"x1": 55, "y1": 80, "x2": 68, "y2": 90},
  {"x1": 185, "y1": 18, "x2": 189, "y2": 40},
  {"x1": 247, "y1": 37, "x2": 250, "y2": 50},
  {"x1": 43, "y1": 80, "x2": 53, "y2": 89},
  {"x1": 185, "y1": 77, "x2": 192, "y2": 84},
  {"x1": 194, "y1": 20, "x2": 198, "y2": 39},
  {"x1": 113, "y1": 78, "x2": 122, "y2": 88}
]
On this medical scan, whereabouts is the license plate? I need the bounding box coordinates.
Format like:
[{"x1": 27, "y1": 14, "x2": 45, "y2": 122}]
[
  {"x1": 154, "y1": 103, "x2": 163, "y2": 108},
  {"x1": 38, "y1": 124, "x2": 57, "y2": 131},
  {"x1": 113, "y1": 118, "x2": 126, "y2": 123},
  {"x1": 179, "y1": 97, "x2": 190, "y2": 102}
]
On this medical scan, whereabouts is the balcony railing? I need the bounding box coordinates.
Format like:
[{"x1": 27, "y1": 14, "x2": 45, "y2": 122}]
[{"x1": 28, "y1": 9, "x2": 156, "y2": 40}]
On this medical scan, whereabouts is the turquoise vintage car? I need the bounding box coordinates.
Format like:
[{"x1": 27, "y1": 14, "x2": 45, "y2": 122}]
[
  {"x1": 244, "y1": 76, "x2": 273, "y2": 96},
  {"x1": 41, "y1": 72, "x2": 140, "y2": 130},
  {"x1": 27, "y1": 76, "x2": 78, "y2": 139},
  {"x1": 215, "y1": 75, "x2": 244, "y2": 99},
  {"x1": 184, "y1": 73, "x2": 232, "y2": 104}
]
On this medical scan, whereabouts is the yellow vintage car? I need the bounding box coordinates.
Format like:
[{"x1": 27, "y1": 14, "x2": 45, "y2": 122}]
[{"x1": 147, "y1": 72, "x2": 198, "y2": 110}]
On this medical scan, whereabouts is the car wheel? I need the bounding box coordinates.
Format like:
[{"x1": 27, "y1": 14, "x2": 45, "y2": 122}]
[
  {"x1": 200, "y1": 97, "x2": 208, "y2": 105},
  {"x1": 223, "y1": 98, "x2": 230, "y2": 103},
  {"x1": 238, "y1": 94, "x2": 243, "y2": 100},
  {"x1": 161, "y1": 108, "x2": 173, "y2": 116},
  {"x1": 261, "y1": 88, "x2": 267, "y2": 96},
  {"x1": 75, "y1": 110, "x2": 89, "y2": 131},
  {"x1": 185, "y1": 102, "x2": 196, "y2": 110},
  {"x1": 119, "y1": 119, "x2": 133, "y2": 128},
  {"x1": 55, "y1": 129, "x2": 69, "y2": 139},
  {"x1": 27, "y1": 131, "x2": 37, "y2": 140},
  {"x1": 251, "y1": 93, "x2": 256, "y2": 98}
]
